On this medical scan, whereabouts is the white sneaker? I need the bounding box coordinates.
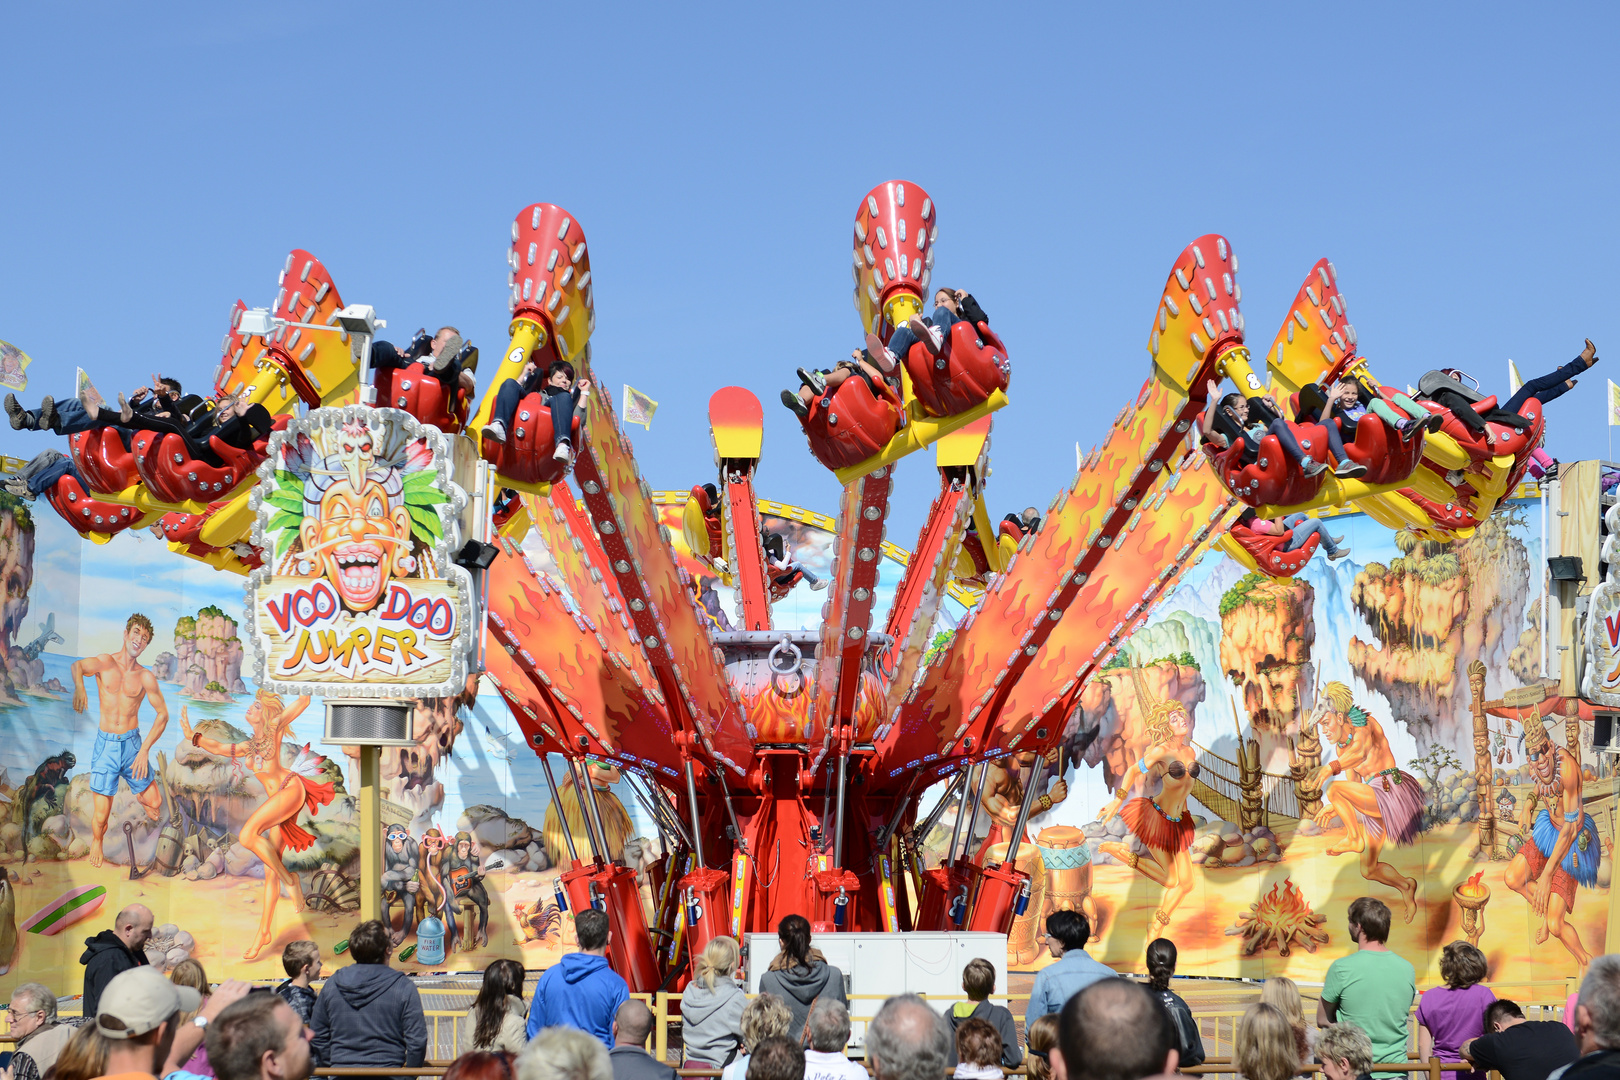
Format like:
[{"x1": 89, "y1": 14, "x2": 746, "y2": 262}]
[
  {"x1": 809, "y1": 579, "x2": 828, "y2": 591},
  {"x1": 552, "y1": 441, "x2": 572, "y2": 463},
  {"x1": 482, "y1": 421, "x2": 507, "y2": 444}
]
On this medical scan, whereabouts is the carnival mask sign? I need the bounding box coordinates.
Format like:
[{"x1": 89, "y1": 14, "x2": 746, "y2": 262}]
[{"x1": 245, "y1": 407, "x2": 473, "y2": 697}]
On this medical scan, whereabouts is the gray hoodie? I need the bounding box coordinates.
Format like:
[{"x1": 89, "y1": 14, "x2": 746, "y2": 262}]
[
  {"x1": 757, "y1": 956, "x2": 848, "y2": 1044},
  {"x1": 680, "y1": 978, "x2": 747, "y2": 1066}
]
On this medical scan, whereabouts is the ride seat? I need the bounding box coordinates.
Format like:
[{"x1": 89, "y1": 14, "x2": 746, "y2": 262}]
[
  {"x1": 799, "y1": 369, "x2": 905, "y2": 471},
  {"x1": 903, "y1": 321, "x2": 1011, "y2": 418},
  {"x1": 1228, "y1": 519, "x2": 1320, "y2": 578},
  {"x1": 46, "y1": 473, "x2": 142, "y2": 539},
  {"x1": 375, "y1": 362, "x2": 470, "y2": 434},
  {"x1": 480, "y1": 391, "x2": 584, "y2": 487},
  {"x1": 68, "y1": 426, "x2": 139, "y2": 495}
]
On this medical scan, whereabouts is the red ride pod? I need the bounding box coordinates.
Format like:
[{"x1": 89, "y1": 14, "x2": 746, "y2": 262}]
[
  {"x1": 904, "y1": 320, "x2": 1011, "y2": 418},
  {"x1": 1227, "y1": 520, "x2": 1320, "y2": 578},
  {"x1": 1210, "y1": 417, "x2": 1332, "y2": 508},
  {"x1": 45, "y1": 474, "x2": 140, "y2": 538},
  {"x1": 375, "y1": 362, "x2": 469, "y2": 434},
  {"x1": 68, "y1": 427, "x2": 138, "y2": 494},
  {"x1": 800, "y1": 374, "x2": 904, "y2": 471},
  {"x1": 479, "y1": 391, "x2": 583, "y2": 487},
  {"x1": 131, "y1": 416, "x2": 286, "y2": 506}
]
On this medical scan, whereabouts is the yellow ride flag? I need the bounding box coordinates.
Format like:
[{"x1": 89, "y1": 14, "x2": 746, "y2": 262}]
[{"x1": 623, "y1": 385, "x2": 658, "y2": 429}]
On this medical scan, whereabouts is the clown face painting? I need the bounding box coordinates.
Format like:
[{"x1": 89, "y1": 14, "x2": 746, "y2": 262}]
[
  {"x1": 296, "y1": 427, "x2": 416, "y2": 614},
  {"x1": 247, "y1": 406, "x2": 474, "y2": 695}
]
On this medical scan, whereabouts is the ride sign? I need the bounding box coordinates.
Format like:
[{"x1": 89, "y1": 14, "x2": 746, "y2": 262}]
[{"x1": 245, "y1": 406, "x2": 475, "y2": 697}]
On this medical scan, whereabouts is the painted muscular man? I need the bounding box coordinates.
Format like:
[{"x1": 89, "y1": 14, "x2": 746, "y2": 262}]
[
  {"x1": 1307, "y1": 682, "x2": 1421, "y2": 921},
  {"x1": 1505, "y1": 719, "x2": 1597, "y2": 969},
  {"x1": 975, "y1": 748, "x2": 1068, "y2": 964},
  {"x1": 71, "y1": 613, "x2": 167, "y2": 868}
]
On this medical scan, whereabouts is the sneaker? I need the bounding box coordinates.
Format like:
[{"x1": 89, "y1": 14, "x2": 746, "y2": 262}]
[
  {"x1": 1334, "y1": 459, "x2": 1367, "y2": 479},
  {"x1": 907, "y1": 316, "x2": 944, "y2": 356},
  {"x1": 552, "y1": 440, "x2": 572, "y2": 463},
  {"x1": 1301, "y1": 457, "x2": 1327, "y2": 477},
  {"x1": 482, "y1": 420, "x2": 507, "y2": 444},
  {"x1": 38, "y1": 396, "x2": 57, "y2": 433},
  {"x1": 431, "y1": 336, "x2": 464, "y2": 372},
  {"x1": 1331, "y1": 535, "x2": 1346, "y2": 546},
  {"x1": 1328, "y1": 548, "x2": 1349, "y2": 561},
  {"x1": 1426, "y1": 411, "x2": 1445, "y2": 433},
  {"x1": 797, "y1": 367, "x2": 827, "y2": 395},
  {"x1": 780, "y1": 390, "x2": 809, "y2": 419},
  {"x1": 1, "y1": 476, "x2": 31, "y2": 499},
  {"x1": 1394, "y1": 416, "x2": 1421, "y2": 440},
  {"x1": 809, "y1": 579, "x2": 828, "y2": 591},
  {"x1": 4, "y1": 395, "x2": 30, "y2": 431},
  {"x1": 865, "y1": 333, "x2": 898, "y2": 374}
]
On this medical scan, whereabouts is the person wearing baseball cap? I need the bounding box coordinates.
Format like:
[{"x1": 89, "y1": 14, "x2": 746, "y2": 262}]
[{"x1": 95, "y1": 966, "x2": 202, "y2": 1080}]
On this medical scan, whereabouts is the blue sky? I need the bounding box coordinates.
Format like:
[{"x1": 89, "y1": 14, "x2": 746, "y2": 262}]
[{"x1": 2, "y1": 5, "x2": 1618, "y2": 546}]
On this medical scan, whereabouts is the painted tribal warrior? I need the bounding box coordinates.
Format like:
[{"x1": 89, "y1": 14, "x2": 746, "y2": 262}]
[
  {"x1": 1307, "y1": 682, "x2": 1421, "y2": 921},
  {"x1": 1097, "y1": 699, "x2": 1199, "y2": 934},
  {"x1": 1504, "y1": 717, "x2": 1597, "y2": 970}
]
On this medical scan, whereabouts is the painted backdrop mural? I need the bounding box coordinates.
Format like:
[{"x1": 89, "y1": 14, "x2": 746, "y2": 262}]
[{"x1": 0, "y1": 488, "x2": 1600, "y2": 994}]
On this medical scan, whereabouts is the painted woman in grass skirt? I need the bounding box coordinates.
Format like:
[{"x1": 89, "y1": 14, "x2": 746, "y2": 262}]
[
  {"x1": 1096, "y1": 699, "x2": 1199, "y2": 934},
  {"x1": 180, "y1": 691, "x2": 332, "y2": 960}
]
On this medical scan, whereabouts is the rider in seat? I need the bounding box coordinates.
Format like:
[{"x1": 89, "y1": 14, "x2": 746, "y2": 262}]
[
  {"x1": 1313, "y1": 374, "x2": 1439, "y2": 441},
  {"x1": 6, "y1": 375, "x2": 205, "y2": 435},
  {"x1": 763, "y1": 529, "x2": 827, "y2": 593},
  {"x1": 868, "y1": 287, "x2": 990, "y2": 369},
  {"x1": 1419, "y1": 340, "x2": 1597, "y2": 436},
  {"x1": 1234, "y1": 508, "x2": 1348, "y2": 562},
  {"x1": 372, "y1": 326, "x2": 477, "y2": 399},
  {"x1": 1200, "y1": 380, "x2": 1360, "y2": 479},
  {"x1": 482, "y1": 359, "x2": 588, "y2": 465},
  {"x1": 780, "y1": 347, "x2": 896, "y2": 419}
]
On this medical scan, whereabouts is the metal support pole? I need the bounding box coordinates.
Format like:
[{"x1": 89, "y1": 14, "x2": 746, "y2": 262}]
[
  {"x1": 960, "y1": 762, "x2": 990, "y2": 862},
  {"x1": 566, "y1": 757, "x2": 607, "y2": 862},
  {"x1": 540, "y1": 754, "x2": 580, "y2": 864},
  {"x1": 637, "y1": 769, "x2": 695, "y2": 852},
  {"x1": 916, "y1": 771, "x2": 968, "y2": 851},
  {"x1": 945, "y1": 766, "x2": 970, "y2": 866},
  {"x1": 717, "y1": 775, "x2": 746, "y2": 854},
  {"x1": 874, "y1": 794, "x2": 912, "y2": 855},
  {"x1": 683, "y1": 760, "x2": 708, "y2": 869},
  {"x1": 832, "y1": 751, "x2": 850, "y2": 869},
  {"x1": 819, "y1": 763, "x2": 834, "y2": 853},
  {"x1": 580, "y1": 761, "x2": 615, "y2": 863},
  {"x1": 623, "y1": 773, "x2": 682, "y2": 852},
  {"x1": 358, "y1": 745, "x2": 381, "y2": 922},
  {"x1": 1002, "y1": 757, "x2": 1047, "y2": 870}
]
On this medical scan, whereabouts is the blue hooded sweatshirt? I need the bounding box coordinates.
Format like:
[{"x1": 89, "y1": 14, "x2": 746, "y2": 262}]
[{"x1": 527, "y1": 952, "x2": 630, "y2": 1047}]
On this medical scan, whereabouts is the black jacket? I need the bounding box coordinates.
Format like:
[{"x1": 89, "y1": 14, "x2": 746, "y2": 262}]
[
  {"x1": 80, "y1": 930, "x2": 147, "y2": 1017},
  {"x1": 957, "y1": 292, "x2": 991, "y2": 330},
  {"x1": 310, "y1": 963, "x2": 427, "y2": 1068}
]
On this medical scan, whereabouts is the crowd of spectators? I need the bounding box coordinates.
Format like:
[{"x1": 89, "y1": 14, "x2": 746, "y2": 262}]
[{"x1": 21, "y1": 895, "x2": 1616, "y2": 1080}]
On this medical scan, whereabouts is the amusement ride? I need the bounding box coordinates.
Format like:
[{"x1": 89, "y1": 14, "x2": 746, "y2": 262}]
[{"x1": 24, "y1": 181, "x2": 1558, "y2": 990}]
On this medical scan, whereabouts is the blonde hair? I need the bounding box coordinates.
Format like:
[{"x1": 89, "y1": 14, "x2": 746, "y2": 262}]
[
  {"x1": 1234, "y1": 1003, "x2": 1299, "y2": 1080},
  {"x1": 254, "y1": 689, "x2": 287, "y2": 726},
  {"x1": 1322, "y1": 682, "x2": 1355, "y2": 716},
  {"x1": 1317, "y1": 1023, "x2": 1373, "y2": 1076},
  {"x1": 739, "y1": 993, "x2": 793, "y2": 1053},
  {"x1": 1025, "y1": 1013, "x2": 1059, "y2": 1080},
  {"x1": 1259, "y1": 978, "x2": 1308, "y2": 1061},
  {"x1": 518, "y1": 1026, "x2": 612, "y2": 1080},
  {"x1": 1146, "y1": 700, "x2": 1188, "y2": 745},
  {"x1": 170, "y1": 958, "x2": 210, "y2": 1023},
  {"x1": 694, "y1": 935, "x2": 739, "y2": 991}
]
